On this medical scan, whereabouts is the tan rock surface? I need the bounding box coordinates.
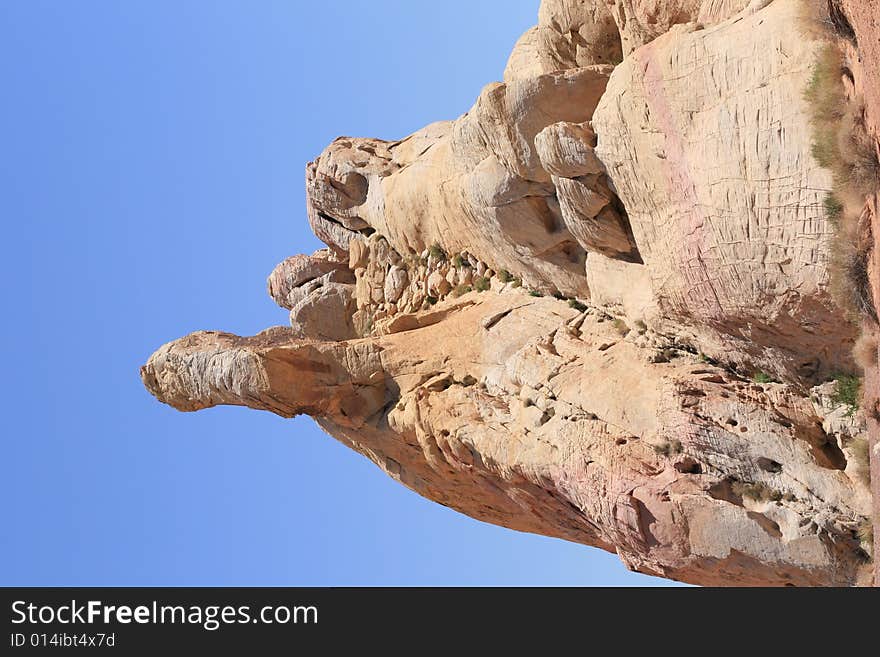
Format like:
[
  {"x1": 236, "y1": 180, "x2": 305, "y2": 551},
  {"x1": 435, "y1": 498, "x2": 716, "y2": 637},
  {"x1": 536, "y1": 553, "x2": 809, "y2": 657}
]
[
  {"x1": 305, "y1": 65, "x2": 635, "y2": 298},
  {"x1": 144, "y1": 292, "x2": 870, "y2": 586},
  {"x1": 606, "y1": 0, "x2": 753, "y2": 54},
  {"x1": 505, "y1": 0, "x2": 754, "y2": 73},
  {"x1": 143, "y1": 0, "x2": 877, "y2": 585},
  {"x1": 505, "y1": 1, "x2": 623, "y2": 80},
  {"x1": 593, "y1": 0, "x2": 857, "y2": 383}
]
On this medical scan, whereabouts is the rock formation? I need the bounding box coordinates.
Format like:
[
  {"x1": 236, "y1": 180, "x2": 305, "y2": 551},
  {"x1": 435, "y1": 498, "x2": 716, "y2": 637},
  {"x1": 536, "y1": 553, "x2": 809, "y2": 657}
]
[
  {"x1": 833, "y1": 0, "x2": 880, "y2": 577},
  {"x1": 143, "y1": 0, "x2": 879, "y2": 586}
]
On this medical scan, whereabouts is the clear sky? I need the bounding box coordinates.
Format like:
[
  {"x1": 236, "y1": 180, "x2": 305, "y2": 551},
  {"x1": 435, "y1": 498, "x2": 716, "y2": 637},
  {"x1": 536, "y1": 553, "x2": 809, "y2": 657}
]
[{"x1": 1, "y1": 0, "x2": 677, "y2": 586}]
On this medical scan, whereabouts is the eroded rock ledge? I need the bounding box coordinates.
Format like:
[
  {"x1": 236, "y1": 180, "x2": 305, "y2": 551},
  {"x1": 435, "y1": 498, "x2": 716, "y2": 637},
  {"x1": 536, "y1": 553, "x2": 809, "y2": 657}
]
[{"x1": 143, "y1": 0, "x2": 877, "y2": 586}]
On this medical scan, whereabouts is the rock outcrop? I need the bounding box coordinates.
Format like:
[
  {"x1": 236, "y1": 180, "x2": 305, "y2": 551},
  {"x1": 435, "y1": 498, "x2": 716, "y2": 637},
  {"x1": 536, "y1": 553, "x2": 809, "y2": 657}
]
[
  {"x1": 592, "y1": 0, "x2": 857, "y2": 384},
  {"x1": 143, "y1": 0, "x2": 878, "y2": 586},
  {"x1": 831, "y1": 0, "x2": 880, "y2": 575}
]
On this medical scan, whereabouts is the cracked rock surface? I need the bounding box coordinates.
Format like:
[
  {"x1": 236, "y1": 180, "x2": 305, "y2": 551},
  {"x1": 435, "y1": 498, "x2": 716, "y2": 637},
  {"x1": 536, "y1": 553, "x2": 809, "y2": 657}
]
[{"x1": 143, "y1": 0, "x2": 877, "y2": 586}]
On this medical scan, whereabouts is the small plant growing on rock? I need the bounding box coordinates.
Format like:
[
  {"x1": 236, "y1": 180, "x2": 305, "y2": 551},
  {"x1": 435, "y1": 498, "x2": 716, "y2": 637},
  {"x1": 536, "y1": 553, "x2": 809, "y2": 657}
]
[
  {"x1": 732, "y1": 481, "x2": 784, "y2": 503},
  {"x1": 612, "y1": 318, "x2": 629, "y2": 336},
  {"x1": 752, "y1": 372, "x2": 774, "y2": 384},
  {"x1": 552, "y1": 291, "x2": 566, "y2": 300},
  {"x1": 805, "y1": 45, "x2": 846, "y2": 165},
  {"x1": 823, "y1": 193, "x2": 844, "y2": 223},
  {"x1": 511, "y1": 277, "x2": 522, "y2": 288},
  {"x1": 653, "y1": 439, "x2": 682, "y2": 457},
  {"x1": 816, "y1": 97, "x2": 880, "y2": 198},
  {"x1": 451, "y1": 253, "x2": 470, "y2": 268},
  {"x1": 831, "y1": 374, "x2": 861, "y2": 415},
  {"x1": 425, "y1": 295, "x2": 438, "y2": 306},
  {"x1": 497, "y1": 269, "x2": 513, "y2": 283},
  {"x1": 474, "y1": 276, "x2": 490, "y2": 292},
  {"x1": 428, "y1": 244, "x2": 447, "y2": 261},
  {"x1": 529, "y1": 289, "x2": 543, "y2": 297},
  {"x1": 635, "y1": 319, "x2": 647, "y2": 333},
  {"x1": 803, "y1": 42, "x2": 879, "y2": 324},
  {"x1": 451, "y1": 284, "x2": 472, "y2": 298},
  {"x1": 568, "y1": 298, "x2": 588, "y2": 312}
]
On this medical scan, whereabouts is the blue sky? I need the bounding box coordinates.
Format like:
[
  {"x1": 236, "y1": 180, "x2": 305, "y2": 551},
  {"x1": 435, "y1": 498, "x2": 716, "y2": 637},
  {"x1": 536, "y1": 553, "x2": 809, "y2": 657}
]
[{"x1": 0, "y1": 0, "x2": 674, "y2": 586}]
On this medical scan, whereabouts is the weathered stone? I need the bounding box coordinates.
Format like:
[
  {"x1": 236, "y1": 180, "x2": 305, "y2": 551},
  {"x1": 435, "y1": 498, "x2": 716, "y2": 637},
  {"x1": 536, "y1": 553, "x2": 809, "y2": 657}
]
[
  {"x1": 143, "y1": 294, "x2": 872, "y2": 586},
  {"x1": 384, "y1": 266, "x2": 409, "y2": 304},
  {"x1": 505, "y1": 0, "x2": 622, "y2": 80},
  {"x1": 143, "y1": 0, "x2": 879, "y2": 586},
  {"x1": 593, "y1": 0, "x2": 857, "y2": 382},
  {"x1": 427, "y1": 271, "x2": 452, "y2": 297},
  {"x1": 267, "y1": 250, "x2": 352, "y2": 310},
  {"x1": 535, "y1": 121, "x2": 603, "y2": 178},
  {"x1": 348, "y1": 239, "x2": 369, "y2": 270},
  {"x1": 289, "y1": 283, "x2": 356, "y2": 341}
]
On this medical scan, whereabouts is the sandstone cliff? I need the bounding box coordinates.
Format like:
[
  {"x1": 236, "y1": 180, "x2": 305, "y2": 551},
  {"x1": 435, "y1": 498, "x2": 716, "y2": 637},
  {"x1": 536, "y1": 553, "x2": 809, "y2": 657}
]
[{"x1": 142, "y1": 0, "x2": 879, "y2": 586}]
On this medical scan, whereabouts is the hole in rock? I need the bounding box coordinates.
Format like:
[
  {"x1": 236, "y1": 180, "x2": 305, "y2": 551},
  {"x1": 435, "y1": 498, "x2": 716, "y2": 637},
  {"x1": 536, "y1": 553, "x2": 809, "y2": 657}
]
[
  {"x1": 674, "y1": 458, "x2": 702, "y2": 475},
  {"x1": 757, "y1": 458, "x2": 783, "y2": 474},
  {"x1": 708, "y1": 478, "x2": 742, "y2": 506}
]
